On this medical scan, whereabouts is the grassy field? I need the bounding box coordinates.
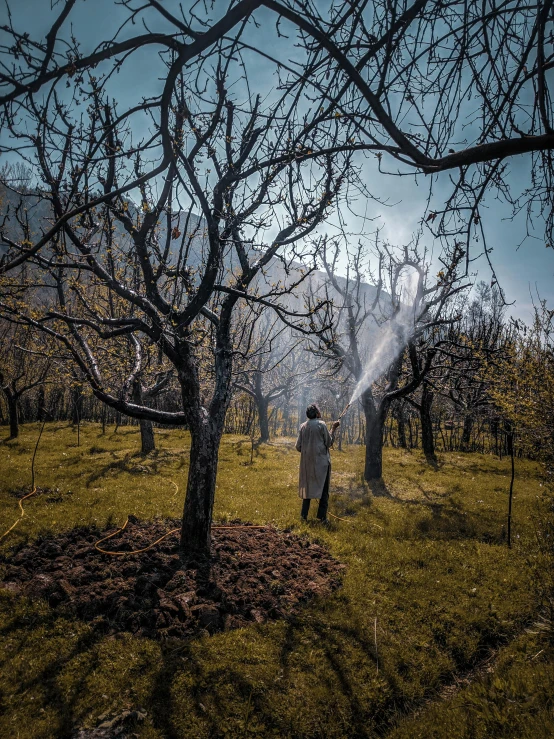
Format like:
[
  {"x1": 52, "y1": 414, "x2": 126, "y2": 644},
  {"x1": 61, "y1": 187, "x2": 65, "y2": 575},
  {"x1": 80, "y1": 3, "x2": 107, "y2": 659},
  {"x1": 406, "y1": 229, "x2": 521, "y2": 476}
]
[{"x1": 0, "y1": 422, "x2": 552, "y2": 738}]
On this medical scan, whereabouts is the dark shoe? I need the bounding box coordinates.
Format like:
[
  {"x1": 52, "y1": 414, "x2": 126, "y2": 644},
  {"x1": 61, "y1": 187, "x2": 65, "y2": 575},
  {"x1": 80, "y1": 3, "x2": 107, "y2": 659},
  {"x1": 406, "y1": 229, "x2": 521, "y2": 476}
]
[
  {"x1": 318, "y1": 518, "x2": 330, "y2": 527},
  {"x1": 301, "y1": 515, "x2": 308, "y2": 522}
]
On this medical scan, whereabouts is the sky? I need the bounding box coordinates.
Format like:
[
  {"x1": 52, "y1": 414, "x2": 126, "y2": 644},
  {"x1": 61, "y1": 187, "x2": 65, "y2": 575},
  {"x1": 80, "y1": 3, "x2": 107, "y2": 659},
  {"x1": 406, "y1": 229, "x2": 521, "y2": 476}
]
[{"x1": 1, "y1": 0, "x2": 553, "y2": 321}]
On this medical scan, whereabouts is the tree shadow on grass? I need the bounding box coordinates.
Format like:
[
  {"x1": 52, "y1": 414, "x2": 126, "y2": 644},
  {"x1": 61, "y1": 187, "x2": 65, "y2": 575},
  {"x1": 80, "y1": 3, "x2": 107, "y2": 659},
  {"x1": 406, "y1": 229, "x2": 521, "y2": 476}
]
[
  {"x1": 365, "y1": 478, "x2": 505, "y2": 544},
  {"x1": 86, "y1": 453, "x2": 162, "y2": 486},
  {"x1": 395, "y1": 499, "x2": 504, "y2": 544},
  {"x1": 0, "y1": 602, "x2": 106, "y2": 737},
  {"x1": 368, "y1": 478, "x2": 393, "y2": 498},
  {"x1": 108, "y1": 428, "x2": 138, "y2": 438},
  {"x1": 424, "y1": 453, "x2": 441, "y2": 471},
  {"x1": 146, "y1": 603, "x2": 381, "y2": 739}
]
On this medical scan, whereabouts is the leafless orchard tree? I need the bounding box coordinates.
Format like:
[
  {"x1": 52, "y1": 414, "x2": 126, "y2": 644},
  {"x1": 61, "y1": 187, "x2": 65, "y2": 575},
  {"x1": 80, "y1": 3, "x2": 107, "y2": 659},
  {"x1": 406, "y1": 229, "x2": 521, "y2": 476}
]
[
  {"x1": 0, "y1": 321, "x2": 52, "y2": 439},
  {"x1": 0, "y1": 3, "x2": 361, "y2": 555},
  {"x1": 234, "y1": 313, "x2": 310, "y2": 443},
  {"x1": 310, "y1": 237, "x2": 469, "y2": 480},
  {"x1": 437, "y1": 282, "x2": 511, "y2": 451},
  {"x1": 2, "y1": 1, "x2": 553, "y2": 270}
]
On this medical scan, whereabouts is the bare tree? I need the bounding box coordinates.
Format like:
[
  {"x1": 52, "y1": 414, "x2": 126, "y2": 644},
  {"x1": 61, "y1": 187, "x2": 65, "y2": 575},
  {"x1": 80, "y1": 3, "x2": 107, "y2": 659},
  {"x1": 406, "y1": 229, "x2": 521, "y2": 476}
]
[
  {"x1": 0, "y1": 321, "x2": 51, "y2": 438},
  {"x1": 1, "y1": 0, "x2": 548, "y2": 549},
  {"x1": 312, "y1": 238, "x2": 468, "y2": 480},
  {"x1": 131, "y1": 367, "x2": 173, "y2": 454},
  {"x1": 0, "y1": 27, "x2": 352, "y2": 554},
  {"x1": 437, "y1": 282, "x2": 509, "y2": 451},
  {"x1": 234, "y1": 314, "x2": 310, "y2": 443}
]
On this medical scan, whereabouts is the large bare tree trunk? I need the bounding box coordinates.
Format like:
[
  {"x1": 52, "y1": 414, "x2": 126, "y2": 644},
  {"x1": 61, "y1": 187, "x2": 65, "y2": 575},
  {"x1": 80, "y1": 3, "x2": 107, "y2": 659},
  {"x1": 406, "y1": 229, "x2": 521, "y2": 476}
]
[
  {"x1": 139, "y1": 419, "x2": 155, "y2": 454},
  {"x1": 180, "y1": 419, "x2": 223, "y2": 556},
  {"x1": 6, "y1": 391, "x2": 19, "y2": 439},
  {"x1": 177, "y1": 329, "x2": 232, "y2": 558},
  {"x1": 132, "y1": 380, "x2": 155, "y2": 454},
  {"x1": 362, "y1": 390, "x2": 388, "y2": 481},
  {"x1": 396, "y1": 401, "x2": 407, "y2": 449}
]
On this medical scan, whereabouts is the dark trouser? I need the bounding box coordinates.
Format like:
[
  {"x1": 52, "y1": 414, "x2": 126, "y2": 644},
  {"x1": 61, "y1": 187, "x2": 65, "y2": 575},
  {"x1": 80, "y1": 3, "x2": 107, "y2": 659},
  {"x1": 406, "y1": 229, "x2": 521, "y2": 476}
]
[{"x1": 301, "y1": 465, "x2": 330, "y2": 520}]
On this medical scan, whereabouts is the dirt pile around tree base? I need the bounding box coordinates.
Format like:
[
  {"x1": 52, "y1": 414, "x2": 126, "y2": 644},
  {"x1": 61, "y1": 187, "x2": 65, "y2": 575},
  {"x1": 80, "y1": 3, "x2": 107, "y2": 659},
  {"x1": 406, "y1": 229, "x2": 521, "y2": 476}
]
[{"x1": 0, "y1": 518, "x2": 345, "y2": 639}]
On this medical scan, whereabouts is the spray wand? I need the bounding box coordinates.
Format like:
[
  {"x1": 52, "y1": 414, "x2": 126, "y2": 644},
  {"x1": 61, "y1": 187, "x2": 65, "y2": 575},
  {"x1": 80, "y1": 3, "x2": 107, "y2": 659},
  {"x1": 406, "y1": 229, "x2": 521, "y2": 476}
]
[{"x1": 337, "y1": 402, "x2": 352, "y2": 422}]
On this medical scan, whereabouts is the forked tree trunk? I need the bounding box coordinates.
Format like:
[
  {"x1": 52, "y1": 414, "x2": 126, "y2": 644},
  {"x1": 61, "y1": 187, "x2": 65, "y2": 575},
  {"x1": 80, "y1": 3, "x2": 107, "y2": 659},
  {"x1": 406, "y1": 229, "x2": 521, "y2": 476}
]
[
  {"x1": 180, "y1": 419, "x2": 223, "y2": 555},
  {"x1": 420, "y1": 381, "x2": 436, "y2": 462}
]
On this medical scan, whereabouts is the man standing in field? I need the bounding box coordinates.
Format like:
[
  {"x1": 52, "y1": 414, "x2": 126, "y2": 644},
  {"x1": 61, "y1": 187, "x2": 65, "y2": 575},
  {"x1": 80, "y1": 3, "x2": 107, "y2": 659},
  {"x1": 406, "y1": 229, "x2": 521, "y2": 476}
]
[{"x1": 296, "y1": 404, "x2": 340, "y2": 523}]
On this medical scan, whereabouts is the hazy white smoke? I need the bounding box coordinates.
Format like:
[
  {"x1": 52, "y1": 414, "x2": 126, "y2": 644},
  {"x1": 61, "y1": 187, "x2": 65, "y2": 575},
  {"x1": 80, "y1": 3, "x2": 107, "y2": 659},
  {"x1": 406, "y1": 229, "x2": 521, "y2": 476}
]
[{"x1": 349, "y1": 265, "x2": 423, "y2": 404}]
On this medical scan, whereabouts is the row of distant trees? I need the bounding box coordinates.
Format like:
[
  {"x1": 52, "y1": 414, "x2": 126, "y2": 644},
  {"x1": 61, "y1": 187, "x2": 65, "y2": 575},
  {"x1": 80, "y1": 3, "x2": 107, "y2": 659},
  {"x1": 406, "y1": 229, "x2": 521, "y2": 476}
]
[{"x1": 0, "y1": 277, "x2": 528, "y2": 462}]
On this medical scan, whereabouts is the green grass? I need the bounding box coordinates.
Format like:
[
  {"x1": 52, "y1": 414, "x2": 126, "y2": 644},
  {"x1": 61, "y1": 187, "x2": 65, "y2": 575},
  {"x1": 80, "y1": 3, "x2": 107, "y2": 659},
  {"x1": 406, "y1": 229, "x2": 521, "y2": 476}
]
[
  {"x1": 0, "y1": 422, "x2": 552, "y2": 738},
  {"x1": 387, "y1": 629, "x2": 554, "y2": 739}
]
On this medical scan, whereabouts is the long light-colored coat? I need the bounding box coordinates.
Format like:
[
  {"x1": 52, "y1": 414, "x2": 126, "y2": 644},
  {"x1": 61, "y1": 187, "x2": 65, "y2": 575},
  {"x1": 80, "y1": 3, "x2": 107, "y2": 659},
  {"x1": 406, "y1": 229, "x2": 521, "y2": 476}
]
[{"x1": 295, "y1": 418, "x2": 334, "y2": 499}]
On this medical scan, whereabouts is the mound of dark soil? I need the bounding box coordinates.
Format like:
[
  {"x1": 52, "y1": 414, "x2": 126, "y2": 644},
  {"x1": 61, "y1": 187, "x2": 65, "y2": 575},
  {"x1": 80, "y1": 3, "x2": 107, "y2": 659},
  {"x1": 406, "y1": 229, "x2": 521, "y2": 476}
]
[{"x1": 0, "y1": 518, "x2": 345, "y2": 639}]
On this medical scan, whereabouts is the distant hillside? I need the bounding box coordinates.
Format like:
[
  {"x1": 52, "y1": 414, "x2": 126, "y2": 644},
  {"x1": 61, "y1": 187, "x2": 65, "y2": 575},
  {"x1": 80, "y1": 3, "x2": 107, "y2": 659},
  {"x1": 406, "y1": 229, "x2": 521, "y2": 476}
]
[{"x1": 0, "y1": 188, "x2": 387, "y2": 333}]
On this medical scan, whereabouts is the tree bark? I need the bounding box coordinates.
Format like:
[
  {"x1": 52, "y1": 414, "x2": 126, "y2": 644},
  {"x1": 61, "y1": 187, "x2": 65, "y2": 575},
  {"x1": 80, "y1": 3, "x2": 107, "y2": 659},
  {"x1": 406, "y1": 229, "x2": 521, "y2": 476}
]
[
  {"x1": 461, "y1": 413, "x2": 473, "y2": 451},
  {"x1": 139, "y1": 419, "x2": 155, "y2": 453},
  {"x1": 180, "y1": 417, "x2": 223, "y2": 555},
  {"x1": 177, "y1": 316, "x2": 234, "y2": 558},
  {"x1": 362, "y1": 389, "x2": 388, "y2": 481},
  {"x1": 420, "y1": 381, "x2": 436, "y2": 462},
  {"x1": 132, "y1": 380, "x2": 155, "y2": 453},
  {"x1": 6, "y1": 391, "x2": 19, "y2": 439},
  {"x1": 257, "y1": 395, "x2": 270, "y2": 443}
]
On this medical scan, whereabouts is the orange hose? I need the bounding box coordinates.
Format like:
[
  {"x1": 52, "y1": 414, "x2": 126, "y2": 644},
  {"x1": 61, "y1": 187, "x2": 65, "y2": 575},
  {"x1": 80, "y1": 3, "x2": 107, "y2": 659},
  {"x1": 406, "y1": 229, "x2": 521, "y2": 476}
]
[
  {"x1": 0, "y1": 487, "x2": 37, "y2": 542},
  {"x1": 328, "y1": 512, "x2": 382, "y2": 529},
  {"x1": 94, "y1": 518, "x2": 181, "y2": 555},
  {"x1": 94, "y1": 519, "x2": 269, "y2": 556},
  {"x1": 328, "y1": 512, "x2": 352, "y2": 523},
  {"x1": 212, "y1": 525, "x2": 268, "y2": 530}
]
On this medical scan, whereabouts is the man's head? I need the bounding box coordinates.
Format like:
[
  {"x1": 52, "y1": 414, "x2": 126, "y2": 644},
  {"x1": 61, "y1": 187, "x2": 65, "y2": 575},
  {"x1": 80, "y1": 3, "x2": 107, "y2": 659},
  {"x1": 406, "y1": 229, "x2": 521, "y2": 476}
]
[{"x1": 306, "y1": 404, "x2": 321, "y2": 419}]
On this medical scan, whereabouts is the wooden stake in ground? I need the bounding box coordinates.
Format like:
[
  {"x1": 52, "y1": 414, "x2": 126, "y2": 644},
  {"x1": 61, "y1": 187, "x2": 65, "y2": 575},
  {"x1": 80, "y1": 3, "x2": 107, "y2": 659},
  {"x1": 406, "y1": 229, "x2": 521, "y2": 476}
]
[{"x1": 508, "y1": 429, "x2": 515, "y2": 548}]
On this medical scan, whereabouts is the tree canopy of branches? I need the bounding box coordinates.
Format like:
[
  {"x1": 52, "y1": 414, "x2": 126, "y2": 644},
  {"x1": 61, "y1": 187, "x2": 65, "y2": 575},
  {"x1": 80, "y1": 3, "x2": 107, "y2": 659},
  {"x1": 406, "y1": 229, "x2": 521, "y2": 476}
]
[
  {"x1": 266, "y1": 0, "x2": 554, "y2": 266},
  {"x1": 485, "y1": 299, "x2": 554, "y2": 473},
  {"x1": 234, "y1": 314, "x2": 307, "y2": 443},
  {"x1": 1, "y1": 0, "x2": 554, "y2": 271}
]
